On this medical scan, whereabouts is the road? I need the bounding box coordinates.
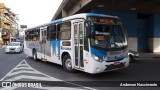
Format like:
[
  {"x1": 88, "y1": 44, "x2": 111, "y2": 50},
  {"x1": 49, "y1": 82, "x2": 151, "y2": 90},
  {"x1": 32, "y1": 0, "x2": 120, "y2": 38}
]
[{"x1": 0, "y1": 47, "x2": 160, "y2": 90}]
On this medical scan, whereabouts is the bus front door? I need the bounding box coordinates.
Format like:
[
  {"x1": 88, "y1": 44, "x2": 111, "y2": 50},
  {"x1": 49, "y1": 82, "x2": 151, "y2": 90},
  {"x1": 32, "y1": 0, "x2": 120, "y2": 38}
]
[
  {"x1": 40, "y1": 27, "x2": 47, "y2": 61},
  {"x1": 74, "y1": 22, "x2": 84, "y2": 69}
]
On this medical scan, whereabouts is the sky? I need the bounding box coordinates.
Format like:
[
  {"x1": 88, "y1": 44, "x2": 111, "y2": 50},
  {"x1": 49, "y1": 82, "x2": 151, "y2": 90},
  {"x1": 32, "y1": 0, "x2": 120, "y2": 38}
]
[{"x1": 0, "y1": 0, "x2": 63, "y2": 28}]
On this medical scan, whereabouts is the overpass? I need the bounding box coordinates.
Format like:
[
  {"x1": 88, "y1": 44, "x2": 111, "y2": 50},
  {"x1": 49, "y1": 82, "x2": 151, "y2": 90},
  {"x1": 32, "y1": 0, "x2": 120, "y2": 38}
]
[{"x1": 52, "y1": 0, "x2": 160, "y2": 53}]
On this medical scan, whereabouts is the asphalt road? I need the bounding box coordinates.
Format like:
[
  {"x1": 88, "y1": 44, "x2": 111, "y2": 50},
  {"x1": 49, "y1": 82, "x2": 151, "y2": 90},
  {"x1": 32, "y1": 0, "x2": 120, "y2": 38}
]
[
  {"x1": 0, "y1": 48, "x2": 26, "y2": 79},
  {"x1": 0, "y1": 47, "x2": 160, "y2": 90}
]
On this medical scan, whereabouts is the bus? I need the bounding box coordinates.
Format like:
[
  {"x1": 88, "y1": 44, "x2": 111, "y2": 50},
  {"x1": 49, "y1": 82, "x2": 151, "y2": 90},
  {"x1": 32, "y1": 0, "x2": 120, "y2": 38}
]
[{"x1": 24, "y1": 13, "x2": 129, "y2": 74}]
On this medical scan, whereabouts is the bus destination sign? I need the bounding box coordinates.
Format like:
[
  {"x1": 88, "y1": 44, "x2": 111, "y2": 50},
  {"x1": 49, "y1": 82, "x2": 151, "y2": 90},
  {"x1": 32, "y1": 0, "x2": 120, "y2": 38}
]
[{"x1": 90, "y1": 17, "x2": 116, "y2": 24}]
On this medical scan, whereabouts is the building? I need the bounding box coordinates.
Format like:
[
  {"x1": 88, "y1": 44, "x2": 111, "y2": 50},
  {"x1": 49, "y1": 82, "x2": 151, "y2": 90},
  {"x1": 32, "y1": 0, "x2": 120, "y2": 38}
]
[
  {"x1": 17, "y1": 25, "x2": 27, "y2": 41},
  {"x1": 52, "y1": 0, "x2": 160, "y2": 53},
  {"x1": 0, "y1": 3, "x2": 18, "y2": 44}
]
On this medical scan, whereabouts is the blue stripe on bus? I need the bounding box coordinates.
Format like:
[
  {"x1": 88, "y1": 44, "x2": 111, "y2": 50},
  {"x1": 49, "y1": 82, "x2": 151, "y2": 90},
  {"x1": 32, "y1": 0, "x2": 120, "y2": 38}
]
[
  {"x1": 90, "y1": 48, "x2": 107, "y2": 58},
  {"x1": 51, "y1": 40, "x2": 56, "y2": 54},
  {"x1": 50, "y1": 19, "x2": 62, "y2": 24},
  {"x1": 86, "y1": 13, "x2": 104, "y2": 17}
]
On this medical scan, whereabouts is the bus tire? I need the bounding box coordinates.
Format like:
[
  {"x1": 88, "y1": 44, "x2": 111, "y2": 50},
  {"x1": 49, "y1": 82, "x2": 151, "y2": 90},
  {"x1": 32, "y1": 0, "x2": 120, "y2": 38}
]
[
  {"x1": 33, "y1": 50, "x2": 38, "y2": 61},
  {"x1": 62, "y1": 55, "x2": 75, "y2": 72}
]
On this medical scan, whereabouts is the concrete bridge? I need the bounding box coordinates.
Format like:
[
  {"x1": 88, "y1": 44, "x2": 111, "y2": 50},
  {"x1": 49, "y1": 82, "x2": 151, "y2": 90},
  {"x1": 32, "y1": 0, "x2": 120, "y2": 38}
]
[{"x1": 52, "y1": 0, "x2": 160, "y2": 53}]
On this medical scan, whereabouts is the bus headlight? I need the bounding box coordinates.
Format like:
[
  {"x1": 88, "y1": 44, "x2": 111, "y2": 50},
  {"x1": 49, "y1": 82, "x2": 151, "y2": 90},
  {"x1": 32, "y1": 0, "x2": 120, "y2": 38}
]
[{"x1": 92, "y1": 54, "x2": 103, "y2": 62}]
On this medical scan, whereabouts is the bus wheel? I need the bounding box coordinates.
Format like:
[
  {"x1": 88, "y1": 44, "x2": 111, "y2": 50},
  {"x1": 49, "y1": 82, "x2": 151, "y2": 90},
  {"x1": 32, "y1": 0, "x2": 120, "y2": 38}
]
[
  {"x1": 63, "y1": 55, "x2": 75, "y2": 72},
  {"x1": 33, "y1": 50, "x2": 38, "y2": 61}
]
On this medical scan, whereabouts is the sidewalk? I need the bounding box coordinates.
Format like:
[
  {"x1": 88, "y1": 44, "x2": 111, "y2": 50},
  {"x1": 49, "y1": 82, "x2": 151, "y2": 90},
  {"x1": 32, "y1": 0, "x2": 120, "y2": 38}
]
[{"x1": 139, "y1": 52, "x2": 160, "y2": 58}]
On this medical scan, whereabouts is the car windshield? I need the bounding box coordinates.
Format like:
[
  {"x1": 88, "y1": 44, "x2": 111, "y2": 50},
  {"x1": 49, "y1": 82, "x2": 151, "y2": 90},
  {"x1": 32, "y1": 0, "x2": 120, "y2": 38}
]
[
  {"x1": 90, "y1": 22, "x2": 127, "y2": 50},
  {"x1": 8, "y1": 43, "x2": 20, "y2": 46}
]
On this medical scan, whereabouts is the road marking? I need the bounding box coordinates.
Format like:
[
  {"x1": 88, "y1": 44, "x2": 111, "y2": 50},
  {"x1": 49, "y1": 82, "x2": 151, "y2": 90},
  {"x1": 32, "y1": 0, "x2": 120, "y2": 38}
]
[
  {"x1": 0, "y1": 59, "x2": 97, "y2": 90},
  {"x1": 5, "y1": 70, "x2": 45, "y2": 77},
  {"x1": 1, "y1": 59, "x2": 61, "y2": 81},
  {"x1": 5, "y1": 75, "x2": 60, "y2": 81},
  {"x1": 17, "y1": 63, "x2": 28, "y2": 67}
]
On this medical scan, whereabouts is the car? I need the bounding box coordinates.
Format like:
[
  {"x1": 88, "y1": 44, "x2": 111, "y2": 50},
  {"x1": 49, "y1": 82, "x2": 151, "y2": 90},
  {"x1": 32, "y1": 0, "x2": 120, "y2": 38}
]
[
  {"x1": 5, "y1": 42, "x2": 23, "y2": 53},
  {"x1": 16, "y1": 39, "x2": 24, "y2": 48},
  {"x1": 128, "y1": 50, "x2": 139, "y2": 62}
]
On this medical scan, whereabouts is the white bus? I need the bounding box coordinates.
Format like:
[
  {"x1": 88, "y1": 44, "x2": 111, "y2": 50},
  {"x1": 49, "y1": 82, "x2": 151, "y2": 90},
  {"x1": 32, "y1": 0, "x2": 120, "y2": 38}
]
[{"x1": 24, "y1": 13, "x2": 129, "y2": 74}]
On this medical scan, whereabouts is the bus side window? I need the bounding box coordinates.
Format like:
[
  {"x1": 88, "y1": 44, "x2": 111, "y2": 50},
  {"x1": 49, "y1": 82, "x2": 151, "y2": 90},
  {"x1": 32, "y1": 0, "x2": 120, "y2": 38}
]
[
  {"x1": 25, "y1": 31, "x2": 28, "y2": 41},
  {"x1": 37, "y1": 28, "x2": 40, "y2": 40},
  {"x1": 47, "y1": 27, "x2": 50, "y2": 41},
  {"x1": 57, "y1": 24, "x2": 60, "y2": 40},
  {"x1": 32, "y1": 28, "x2": 40, "y2": 41},
  {"x1": 32, "y1": 29, "x2": 36, "y2": 41},
  {"x1": 48, "y1": 25, "x2": 56, "y2": 40},
  {"x1": 59, "y1": 22, "x2": 71, "y2": 40},
  {"x1": 25, "y1": 30, "x2": 32, "y2": 41}
]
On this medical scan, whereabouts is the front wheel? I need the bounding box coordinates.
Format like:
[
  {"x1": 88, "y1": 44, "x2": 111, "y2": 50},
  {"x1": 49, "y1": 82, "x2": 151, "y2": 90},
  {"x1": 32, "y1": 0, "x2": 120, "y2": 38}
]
[{"x1": 62, "y1": 55, "x2": 75, "y2": 72}]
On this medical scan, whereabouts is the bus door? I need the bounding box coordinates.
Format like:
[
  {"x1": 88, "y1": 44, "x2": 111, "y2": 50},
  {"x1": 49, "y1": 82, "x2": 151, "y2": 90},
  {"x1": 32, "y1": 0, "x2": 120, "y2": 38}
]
[
  {"x1": 40, "y1": 27, "x2": 47, "y2": 60},
  {"x1": 74, "y1": 22, "x2": 84, "y2": 69}
]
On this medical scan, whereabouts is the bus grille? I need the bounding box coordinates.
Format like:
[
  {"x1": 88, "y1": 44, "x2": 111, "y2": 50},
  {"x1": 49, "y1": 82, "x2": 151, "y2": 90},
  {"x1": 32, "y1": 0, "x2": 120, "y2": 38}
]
[{"x1": 104, "y1": 63, "x2": 124, "y2": 71}]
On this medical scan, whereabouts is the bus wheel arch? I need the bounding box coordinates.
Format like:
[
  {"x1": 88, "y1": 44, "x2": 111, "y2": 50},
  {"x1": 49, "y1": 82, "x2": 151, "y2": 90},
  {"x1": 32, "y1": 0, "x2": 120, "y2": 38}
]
[
  {"x1": 62, "y1": 52, "x2": 75, "y2": 72},
  {"x1": 32, "y1": 49, "x2": 38, "y2": 61}
]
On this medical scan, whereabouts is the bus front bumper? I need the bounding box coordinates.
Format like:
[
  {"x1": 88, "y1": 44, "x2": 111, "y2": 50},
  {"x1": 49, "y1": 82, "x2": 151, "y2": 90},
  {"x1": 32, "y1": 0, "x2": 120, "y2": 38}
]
[{"x1": 89, "y1": 57, "x2": 129, "y2": 74}]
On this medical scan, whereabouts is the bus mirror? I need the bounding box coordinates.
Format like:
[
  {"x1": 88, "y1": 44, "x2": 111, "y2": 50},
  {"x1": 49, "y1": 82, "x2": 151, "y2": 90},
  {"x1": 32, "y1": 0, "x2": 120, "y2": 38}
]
[{"x1": 86, "y1": 26, "x2": 91, "y2": 38}]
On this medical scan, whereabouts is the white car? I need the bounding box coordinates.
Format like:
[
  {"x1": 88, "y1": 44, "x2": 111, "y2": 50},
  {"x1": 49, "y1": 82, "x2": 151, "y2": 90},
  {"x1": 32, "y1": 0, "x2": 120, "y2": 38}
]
[{"x1": 5, "y1": 42, "x2": 23, "y2": 53}]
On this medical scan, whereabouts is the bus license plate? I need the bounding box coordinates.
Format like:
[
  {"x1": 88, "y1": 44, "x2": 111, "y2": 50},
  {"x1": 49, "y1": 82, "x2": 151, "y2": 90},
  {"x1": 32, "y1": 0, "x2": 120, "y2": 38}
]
[{"x1": 114, "y1": 61, "x2": 121, "y2": 65}]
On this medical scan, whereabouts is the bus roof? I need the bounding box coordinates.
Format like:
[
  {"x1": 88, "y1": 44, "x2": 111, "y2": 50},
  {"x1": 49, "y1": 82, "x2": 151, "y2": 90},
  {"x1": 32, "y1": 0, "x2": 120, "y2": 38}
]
[{"x1": 25, "y1": 13, "x2": 119, "y2": 31}]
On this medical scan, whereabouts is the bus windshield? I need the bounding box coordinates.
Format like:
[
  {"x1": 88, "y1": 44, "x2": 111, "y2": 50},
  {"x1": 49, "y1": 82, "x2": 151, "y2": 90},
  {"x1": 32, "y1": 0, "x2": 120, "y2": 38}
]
[{"x1": 90, "y1": 22, "x2": 127, "y2": 50}]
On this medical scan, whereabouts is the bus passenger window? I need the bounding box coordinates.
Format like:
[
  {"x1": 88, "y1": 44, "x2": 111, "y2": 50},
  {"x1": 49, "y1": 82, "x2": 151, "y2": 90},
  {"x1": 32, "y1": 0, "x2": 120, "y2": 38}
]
[
  {"x1": 32, "y1": 28, "x2": 40, "y2": 41},
  {"x1": 59, "y1": 22, "x2": 71, "y2": 40},
  {"x1": 48, "y1": 25, "x2": 56, "y2": 40},
  {"x1": 57, "y1": 24, "x2": 60, "y2": 40},
  {"x1": 47, "y1": 28, "x2": 50, "y2": 41},
  {"x1": 25, "y1": 31, "x2": 32, "y2": 41}
]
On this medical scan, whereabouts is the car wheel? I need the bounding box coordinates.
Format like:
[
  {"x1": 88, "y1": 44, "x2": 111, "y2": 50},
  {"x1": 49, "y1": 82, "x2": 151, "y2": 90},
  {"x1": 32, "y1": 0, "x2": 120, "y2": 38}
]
[
  {"x1": 33, "y1": 50, "x2": 38, "y2": 61},
  {"x1": 62, "y1": 55, "x2": 75, "y2": 72}
]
